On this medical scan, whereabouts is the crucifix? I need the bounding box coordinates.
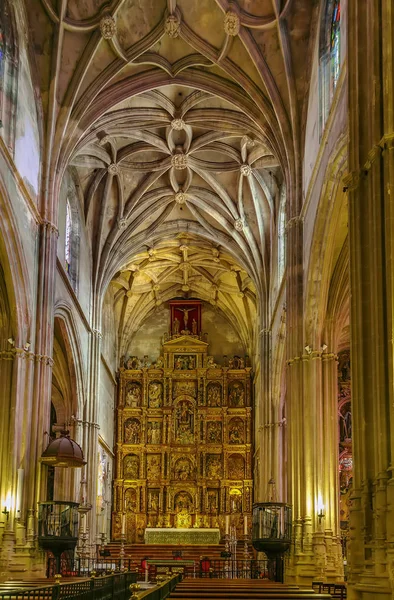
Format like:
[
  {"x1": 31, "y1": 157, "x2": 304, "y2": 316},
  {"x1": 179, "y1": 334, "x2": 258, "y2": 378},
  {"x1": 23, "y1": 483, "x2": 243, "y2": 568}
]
[{"x1": 179, "y1": 307, "x2": 193, "y2": 330}]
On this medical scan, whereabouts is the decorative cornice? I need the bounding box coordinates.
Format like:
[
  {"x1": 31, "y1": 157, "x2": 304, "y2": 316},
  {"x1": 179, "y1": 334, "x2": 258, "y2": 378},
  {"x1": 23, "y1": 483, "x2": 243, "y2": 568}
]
[{"x1": 0, "y1": 349, "x2": 54, "y2": 366}]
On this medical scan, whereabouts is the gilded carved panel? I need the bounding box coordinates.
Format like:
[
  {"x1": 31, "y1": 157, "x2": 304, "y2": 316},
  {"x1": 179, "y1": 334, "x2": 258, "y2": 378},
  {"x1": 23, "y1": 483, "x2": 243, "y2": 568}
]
[{"x1": 113, "y1": 332, "x2": 252, "y2": 540}]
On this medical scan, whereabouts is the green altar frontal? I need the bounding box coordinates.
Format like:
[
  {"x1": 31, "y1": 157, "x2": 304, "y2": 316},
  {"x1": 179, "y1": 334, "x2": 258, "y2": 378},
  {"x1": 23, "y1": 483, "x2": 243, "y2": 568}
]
[{"x1": 144, "y1": 527, "x2": 221, "y2": 545}]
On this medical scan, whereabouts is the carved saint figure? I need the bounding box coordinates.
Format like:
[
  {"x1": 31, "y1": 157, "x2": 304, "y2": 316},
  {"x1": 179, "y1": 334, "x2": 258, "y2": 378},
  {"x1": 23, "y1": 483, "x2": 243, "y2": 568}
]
[
  {"x1": 207, "y1": 421, "x2": 222, "y2": 444},
  {"x1": 148, "y1": 381, "x2": 163, "y2": 407},
  {"x1": 148, "y1": 491, "x2": 159, "y2": 512},
  {"x1": 175, "y1": 457, "x2": 193, "y2": 480},
  {"x1": 125, "y1": 383, "x2": 141, "y2": 407},
  {"x1": 175, "y1": 400, "x2": 194, "y2": 443},
  {"x1": 229, "y1": 419, "x2": 245, "y2": 444},
  {"x1": 147, "y1": 421, "x2": 161, "y2": 444},
  {"x1": 124, "y1": 418, "x2": 141, "y2": 444},
  {"x1": 206, "y1": 455, "x2": 222, "y2": 478},
  {"x1": 207, "y1": 383, "x2": 221, "y2": 407},
  {"x1": 124, "y1": 454, "x2": 140, "y2": 479},
  {"x1": 228, "y1": 455, "x2": 244, "y2": 479},
  {"x1": 207, "y1": 490, "x2": 218, "y2": 512},
  {"x1": 173, "y1": 317, "x2": 180, "y2": 335},
  {"x1": 147, "y1": 455, "x2": 161, "y2": 479},
  {"x1": 191, "y1": 318, "x2": 197, "y2": 335},
  {"x1": 229, "y1": 382, "x2": 245, "y2": 407}
]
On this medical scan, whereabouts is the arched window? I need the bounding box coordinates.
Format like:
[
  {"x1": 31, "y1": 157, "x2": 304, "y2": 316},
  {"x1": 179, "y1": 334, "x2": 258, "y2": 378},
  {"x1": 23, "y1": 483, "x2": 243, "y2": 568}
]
[
  {"x1": 64, "y1": 195, "x2": 80, "y2": 292},
  {"x1": 330, "y1": 0, "x2": 341, "y2": 94},
  {"x1": 65, "y1": 199, "x2": 72, "y2": 274},
  {"x1": 0, "y1": 0, "x2": 17, "y2": 150},
  {"x1": 277, "y1": 186, "x2": 286, "y2": 284},
  {"x1": 319, "y1": 0, "x2": 341, "y2": 135}
]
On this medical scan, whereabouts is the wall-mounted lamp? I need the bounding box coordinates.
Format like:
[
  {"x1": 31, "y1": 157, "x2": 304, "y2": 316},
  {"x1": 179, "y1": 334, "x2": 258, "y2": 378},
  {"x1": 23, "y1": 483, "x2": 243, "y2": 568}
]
[
  {"x1": 304, "y1": 345, "x2": 312, "y2": 355},
  {"x1": 23, "y1": 342, "x2": 31, "y2": 351},
  {"x1": 2, "y1": 506, "x2": 10, "y2": 522},
  {"x1": 321, "y1": 343, "x2": 328, "y2": 352},
  {"x1": 7, "y1": 338, "x2": 15, "y2": 346}
]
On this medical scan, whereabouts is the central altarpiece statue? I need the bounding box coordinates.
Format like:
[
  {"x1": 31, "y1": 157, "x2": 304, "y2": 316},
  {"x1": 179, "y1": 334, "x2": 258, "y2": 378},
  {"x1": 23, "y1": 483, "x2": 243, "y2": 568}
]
[{"x1": 112, "y1": 301, "x2": 252, "y2": 543}]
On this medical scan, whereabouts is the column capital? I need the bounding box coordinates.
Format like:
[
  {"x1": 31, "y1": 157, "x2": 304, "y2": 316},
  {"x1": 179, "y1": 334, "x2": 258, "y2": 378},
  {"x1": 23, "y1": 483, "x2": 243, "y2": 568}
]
[{"x1": 286, "y1": 215, "x2": 303, "y2": 231}]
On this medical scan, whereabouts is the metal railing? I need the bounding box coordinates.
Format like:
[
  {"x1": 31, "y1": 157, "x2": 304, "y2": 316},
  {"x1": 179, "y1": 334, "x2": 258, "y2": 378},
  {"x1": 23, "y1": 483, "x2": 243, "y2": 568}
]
[
  {"x1": 0, "y1": 572, "x2": 137, "y2": 600},
  {"x1": 183, "y1": 559, "x2": 272, "y2": 579},
  {"x1": 47, "y1": 558, "x2": 139, "y2": 578},
  {"x1": 0, "y1": 573, "x2": 180, "y2": 600}
]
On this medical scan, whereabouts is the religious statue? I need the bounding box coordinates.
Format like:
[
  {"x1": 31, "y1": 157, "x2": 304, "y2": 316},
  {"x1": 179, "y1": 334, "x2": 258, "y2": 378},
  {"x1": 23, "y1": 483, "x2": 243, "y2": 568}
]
[
  {"x1": 174, "y1": 355, "x2": 196, "y2": 370},
  {"x1": 229, "y1": 419, "x2": 245, "y2": 444},
  {"x1": 143, "y1": 355, "x2": 151, "y2": 368},
  {"x1": 148, "y1": 491, "x2": 159, "y2": 512},
  {"x1": 207, "y1": 490, "x2": 218, "y2": 512},
  {"x1": 173, "y1": 317, "x2": 180, "y2": 335},
  {"x1": 228, "y1": 455, "x2": 244, "y2": 479},
  {"x1": 147, "y1": 421, "x2": 161, "y2": 444},
  {"x1": 207, "y1": 421, "x2": 222, "y2": 444},
  {"x1": 125, "y1": 383, "x2": 141, "y2": 407},
  {"x1": 206, "y1": 455, "x2": 222, "y2": 478},
  {"x1": 206, "y1": 356, "x2": 217, "y2": 368},
  {"x1": 124, "y1": 455, "x2": 140, "y2": 479},
  {"x1": 154, "y1": 356, "x2": 164, "y2": 368},
  {"x1": 179, "y1": 307, "x2": 193, "y2": 331},
  {"x1": 124, "y1": 418, "x2": 141, "y2": 444},
  {"x1": 147, "y1": 455, "x2": 161, "y2": 479},
  {"x1": 229, "y1": 382, "x2": 245, "y2": 407},
  {"x1": 175, "y1": 400, "x2": 194, "y2": 444},
  {"x1": 175, "y1": 457, "x2": 193, "y2": 480},
  {"x1": 148, "y1": 381, "x2": 163, "y2": 407},
  {"x1": 207, "y1": 383, "x2": 221, "y2": 407},
  {"x1": 191, "y1": 318, "x2": 197, "y2": 335}
]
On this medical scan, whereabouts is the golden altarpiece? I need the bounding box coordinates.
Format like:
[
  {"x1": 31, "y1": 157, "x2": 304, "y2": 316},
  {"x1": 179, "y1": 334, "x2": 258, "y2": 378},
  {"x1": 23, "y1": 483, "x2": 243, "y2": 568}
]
[{"x1": 112, "y1": 304, "x2": 253, "y2": 543}]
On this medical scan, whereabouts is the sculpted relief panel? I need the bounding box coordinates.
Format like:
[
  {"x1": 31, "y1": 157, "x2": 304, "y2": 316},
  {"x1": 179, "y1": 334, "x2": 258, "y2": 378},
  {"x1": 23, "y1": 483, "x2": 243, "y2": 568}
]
[{"x1": 114, "y1": 326, "x2": 252, "y2": 539}]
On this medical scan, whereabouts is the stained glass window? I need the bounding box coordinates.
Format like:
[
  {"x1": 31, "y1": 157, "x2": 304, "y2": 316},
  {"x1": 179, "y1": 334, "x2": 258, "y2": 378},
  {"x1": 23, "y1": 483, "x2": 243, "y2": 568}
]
[
  {"x1": 330, "y1": 0, "x2": 341, "y2": 95},
  {"x1": 65, "y1": 200, "x2": 72, "y2": 274}
]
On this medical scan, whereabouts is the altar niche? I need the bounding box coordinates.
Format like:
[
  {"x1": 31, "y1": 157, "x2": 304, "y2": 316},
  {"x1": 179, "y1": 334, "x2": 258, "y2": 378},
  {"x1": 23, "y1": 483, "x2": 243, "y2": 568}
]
[{"x1": 113, "y1": 332, "x2": 253, "y2": 543}]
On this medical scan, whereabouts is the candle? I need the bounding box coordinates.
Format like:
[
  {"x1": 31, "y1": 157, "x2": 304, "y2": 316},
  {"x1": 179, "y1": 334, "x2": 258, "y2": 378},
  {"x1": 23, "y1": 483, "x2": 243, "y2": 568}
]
[
  {"x1": 244, "y1": 515, "x2": 248, "y2": 535},
  {"x1": 225, "y1": 515, "x2": 230, "y2": 534},
  {"x1": 121, "y1": 513, "x2": 126, "y2": 535}
]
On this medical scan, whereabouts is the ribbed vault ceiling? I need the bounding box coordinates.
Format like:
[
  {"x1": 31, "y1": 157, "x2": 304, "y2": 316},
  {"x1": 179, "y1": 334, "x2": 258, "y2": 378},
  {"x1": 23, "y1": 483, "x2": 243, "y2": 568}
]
[{"x1": 28, "y1": 0, "x2": 316, "y2": 355}]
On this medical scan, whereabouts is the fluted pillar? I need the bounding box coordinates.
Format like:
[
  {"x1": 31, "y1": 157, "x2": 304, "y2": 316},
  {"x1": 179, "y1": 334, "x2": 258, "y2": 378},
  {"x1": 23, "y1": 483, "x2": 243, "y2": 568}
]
[
  {"x1": 346, "y1": 1, "x2": 394, "y2": 598},
  {"x1": 84, "y1": 325, "x2": 102, "y2": 553}
]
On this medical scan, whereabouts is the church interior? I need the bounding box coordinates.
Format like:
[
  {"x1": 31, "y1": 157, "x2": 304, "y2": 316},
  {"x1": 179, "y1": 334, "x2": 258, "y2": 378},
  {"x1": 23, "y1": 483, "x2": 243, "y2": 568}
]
[{"x1": 0, "y1": 0, "x2": 393, "y2": 598}]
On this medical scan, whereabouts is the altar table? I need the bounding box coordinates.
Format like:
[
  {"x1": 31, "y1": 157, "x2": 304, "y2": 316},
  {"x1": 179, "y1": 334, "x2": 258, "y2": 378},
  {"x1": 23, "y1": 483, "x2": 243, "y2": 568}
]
[{"x1": 144, "y1": 527, "x2": 220, "y2": 545}]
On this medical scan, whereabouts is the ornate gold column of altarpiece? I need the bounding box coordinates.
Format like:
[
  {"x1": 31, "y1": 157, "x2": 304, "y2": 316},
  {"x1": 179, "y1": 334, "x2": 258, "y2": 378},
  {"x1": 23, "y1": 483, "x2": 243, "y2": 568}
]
[{"x1": 112, "y1": 313, "x2": 252, "y2": 543}]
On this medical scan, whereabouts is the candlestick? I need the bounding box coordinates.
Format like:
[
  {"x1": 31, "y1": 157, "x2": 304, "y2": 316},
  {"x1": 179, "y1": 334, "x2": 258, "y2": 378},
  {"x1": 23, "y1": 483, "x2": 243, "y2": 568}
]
[{"x1": 225, "y1": 515, "x2": 230, "y2": 534}]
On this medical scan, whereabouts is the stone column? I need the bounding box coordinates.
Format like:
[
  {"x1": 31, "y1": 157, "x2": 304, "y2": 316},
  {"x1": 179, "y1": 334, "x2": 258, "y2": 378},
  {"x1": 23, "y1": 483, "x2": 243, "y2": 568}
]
[
  {"x1": 346, "y1": 1, "x2": 394, "y2": 598},
  {"x1": 286, "y1": 216, "x2": 305, "y2": 572}
]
